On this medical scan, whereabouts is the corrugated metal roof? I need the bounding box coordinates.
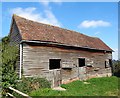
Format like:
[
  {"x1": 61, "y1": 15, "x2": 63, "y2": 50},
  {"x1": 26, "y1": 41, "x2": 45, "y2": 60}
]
[{"x1": 12, "y1": 14, "x2": 112, "y2": 51}]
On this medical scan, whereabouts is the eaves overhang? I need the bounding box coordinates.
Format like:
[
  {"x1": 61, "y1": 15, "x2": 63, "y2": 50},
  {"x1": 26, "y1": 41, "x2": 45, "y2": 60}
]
[{"x1": 20, "y1": 40, "x2": 113, "y2": 52}]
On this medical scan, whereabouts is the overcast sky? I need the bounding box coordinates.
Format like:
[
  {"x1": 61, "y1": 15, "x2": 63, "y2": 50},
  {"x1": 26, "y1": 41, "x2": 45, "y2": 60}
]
[{"x1": 1, "y1": 2, "x2": 118, "y2": 60}]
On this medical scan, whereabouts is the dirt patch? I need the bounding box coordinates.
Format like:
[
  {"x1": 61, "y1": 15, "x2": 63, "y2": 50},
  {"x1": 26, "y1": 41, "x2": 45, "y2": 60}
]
[{"x1": 52, "y1": 87, "x2": 66, "y2": 91}]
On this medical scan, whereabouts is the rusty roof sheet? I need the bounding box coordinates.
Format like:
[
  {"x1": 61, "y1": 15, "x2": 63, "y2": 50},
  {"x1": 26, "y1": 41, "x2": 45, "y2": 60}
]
[{"x1": 12, "y1": 15, "x2": 112, "y2": 51}]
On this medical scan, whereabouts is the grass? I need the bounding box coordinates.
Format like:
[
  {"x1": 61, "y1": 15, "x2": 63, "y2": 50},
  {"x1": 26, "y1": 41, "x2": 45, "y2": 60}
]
[{"x1": 29, "y1": 76, "x2": 119, "y2": 96}]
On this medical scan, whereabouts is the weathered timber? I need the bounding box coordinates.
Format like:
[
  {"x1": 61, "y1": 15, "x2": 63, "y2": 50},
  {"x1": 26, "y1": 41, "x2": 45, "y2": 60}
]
[
  {"x1": 8, "y1": 15, "x2": 113, "y2": 87},
  {"x1": 21, "y1": 43, "x2": 112, "y2": 87},
  {"x1": 8, "y1": 87, "x2": 31, "y2": 98},
  {"x1": 9, "y1": 19, "x2": 22, "y2": 46}
]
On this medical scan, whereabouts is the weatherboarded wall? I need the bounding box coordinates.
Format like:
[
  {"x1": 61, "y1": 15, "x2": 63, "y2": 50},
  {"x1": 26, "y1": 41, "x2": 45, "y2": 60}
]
[
  {"x1": 9, "y1": 21, "x2": 22, "y2": 46},
  {"x1": 22, "y1": 43, "x2": 112, "y2": 86}
]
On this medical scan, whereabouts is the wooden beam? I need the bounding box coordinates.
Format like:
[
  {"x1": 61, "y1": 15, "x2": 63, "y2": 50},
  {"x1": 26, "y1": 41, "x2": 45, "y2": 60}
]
[
  {"x1": 9, "y1": 87, "x2": 32, "y2": 98},
  {"x1": 19, "y1": 43, "x2": 22, "y2": 79},
  {"x1": 7, "y1": 93, "x2": 16, "y2": 98}
]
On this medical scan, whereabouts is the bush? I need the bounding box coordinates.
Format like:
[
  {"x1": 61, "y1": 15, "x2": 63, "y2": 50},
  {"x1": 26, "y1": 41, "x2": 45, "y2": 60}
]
[{"x1": 14, "y1": 77, "x2": 51, "y2": 95}]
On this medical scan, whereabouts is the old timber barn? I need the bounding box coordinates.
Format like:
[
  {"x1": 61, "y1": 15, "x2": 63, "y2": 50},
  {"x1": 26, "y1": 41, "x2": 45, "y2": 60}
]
[{"x1": 9, "y1": 15, "x2": 113, "y2": 87}]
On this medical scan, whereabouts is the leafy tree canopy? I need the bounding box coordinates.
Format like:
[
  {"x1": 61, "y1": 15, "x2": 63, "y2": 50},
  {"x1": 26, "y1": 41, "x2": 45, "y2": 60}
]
[{"x1": 1, "y1": 36, "x2": 19, "y2": 96}]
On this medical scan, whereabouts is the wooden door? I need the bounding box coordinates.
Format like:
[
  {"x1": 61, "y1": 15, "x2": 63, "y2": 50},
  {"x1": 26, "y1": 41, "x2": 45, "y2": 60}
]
[
  {"x1": 79, "y1": 67, "x2": 86, "y2": 80},
  {"x1": 53, "y1": 69, "x2": 62, "y2": 87}
]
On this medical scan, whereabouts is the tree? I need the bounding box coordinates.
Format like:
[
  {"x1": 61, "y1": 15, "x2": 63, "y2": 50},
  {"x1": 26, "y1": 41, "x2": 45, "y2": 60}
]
[
  {"x1": 1, "y1": 36, "x2": 19, "y2": 96},
  {"x1": 113, "y1": 60, "x2": 120, "y2": 77}
]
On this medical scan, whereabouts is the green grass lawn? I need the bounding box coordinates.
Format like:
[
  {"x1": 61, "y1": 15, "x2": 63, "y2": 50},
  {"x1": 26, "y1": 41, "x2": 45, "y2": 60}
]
[{"x1": 29, "y1": 76, "x2": 119, "y2": 96}]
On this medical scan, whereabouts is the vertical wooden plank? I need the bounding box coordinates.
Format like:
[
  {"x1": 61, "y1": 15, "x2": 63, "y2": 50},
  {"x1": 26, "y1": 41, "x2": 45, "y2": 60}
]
[{"x1": 19, "y1": 43, "x2": 22, "y2": 79}]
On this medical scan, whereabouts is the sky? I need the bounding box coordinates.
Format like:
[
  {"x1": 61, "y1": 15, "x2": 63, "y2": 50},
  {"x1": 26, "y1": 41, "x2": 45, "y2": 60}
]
[{"x1": 1, "y1": 2, "x2": 118, "y2": 60}]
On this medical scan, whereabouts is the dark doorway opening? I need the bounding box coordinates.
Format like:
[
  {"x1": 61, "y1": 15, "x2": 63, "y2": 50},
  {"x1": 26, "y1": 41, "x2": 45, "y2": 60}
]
[
  {"x1": 49, "y1": 59, "x2": 61, "y2": 70},
  {"x1": 105, "y1": 59, "x2": 112, "y2": 68},
  {"x1": 109, "y1": 59, "x2": 112, "y2": 67},
  {"x1": 105, "y1": 61, "x2": 107, "y2": 68},
  {"x1": 79, "y1": 58, "x2": 85, "y2": 67}
]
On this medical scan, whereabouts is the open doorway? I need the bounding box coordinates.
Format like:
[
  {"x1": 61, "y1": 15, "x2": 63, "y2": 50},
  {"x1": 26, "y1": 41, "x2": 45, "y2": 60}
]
[
  {"x1": 109, "y1": 59, "x2": 112, "y2": 67},
  {"x1": 105, "y1": 59, "x2": 112, "y2": 68}
]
